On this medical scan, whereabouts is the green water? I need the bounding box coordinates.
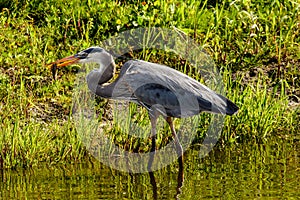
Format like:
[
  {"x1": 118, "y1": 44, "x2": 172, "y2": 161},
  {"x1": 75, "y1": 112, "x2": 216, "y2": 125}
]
[{"x1": 1, "y1": 138, "x2": 299, "y2": 199}]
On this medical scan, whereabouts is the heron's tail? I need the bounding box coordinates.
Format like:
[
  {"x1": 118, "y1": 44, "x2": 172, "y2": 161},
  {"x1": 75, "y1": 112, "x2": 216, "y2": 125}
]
[{"x1": 217, "y1": 94, "x2": 239, "y2": 115}]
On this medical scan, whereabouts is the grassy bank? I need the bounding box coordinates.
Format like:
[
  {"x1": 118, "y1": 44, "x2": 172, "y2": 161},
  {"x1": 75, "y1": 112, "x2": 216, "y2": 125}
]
[{"x1": 0, "y1": 0, "x2": 299, "y2": 169}]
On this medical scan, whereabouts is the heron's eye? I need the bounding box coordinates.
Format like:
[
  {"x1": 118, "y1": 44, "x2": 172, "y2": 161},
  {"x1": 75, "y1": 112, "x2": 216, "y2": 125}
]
[{"x1": 75, "y1": 52, "x2": 88, "y2": 59}]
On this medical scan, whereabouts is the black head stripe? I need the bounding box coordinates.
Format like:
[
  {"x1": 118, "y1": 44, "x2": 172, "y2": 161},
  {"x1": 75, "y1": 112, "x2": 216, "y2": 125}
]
[
  {"x1": 84, "y1": 47, "x2": 103, "y2": 54},
  {"x1": 75, "y1": 47, "x2": 104, "y2": 59},
  {"x1": 83, "y1": 47, "x2": 94, "y2": 54}
]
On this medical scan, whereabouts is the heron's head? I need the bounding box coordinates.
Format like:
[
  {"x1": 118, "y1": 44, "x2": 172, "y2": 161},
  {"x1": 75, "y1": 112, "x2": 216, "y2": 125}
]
[
  {"x1": 47, "y1": 47, "x2": 113, "y2": 79},
  {"x1": 49, "y1": 47, "x2": 112, "y2": 67}
]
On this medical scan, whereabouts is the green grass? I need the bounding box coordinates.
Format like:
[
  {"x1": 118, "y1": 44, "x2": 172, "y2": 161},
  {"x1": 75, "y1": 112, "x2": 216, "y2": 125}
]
[{"x1": 0, "y1": 0, "x2": 299, "y2": 169}]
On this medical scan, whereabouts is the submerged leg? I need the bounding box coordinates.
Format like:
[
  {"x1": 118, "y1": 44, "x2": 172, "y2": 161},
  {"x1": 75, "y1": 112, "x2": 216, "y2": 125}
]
[
  {"x1": 166, "y1": 117, "x2": 184, "y2": 170},
  {"x1": 148, "y1": 115, "x2": 158, "y2": 171},
  {"x1": 149, "y1": 172, "x2": 158, "y2": 200}
]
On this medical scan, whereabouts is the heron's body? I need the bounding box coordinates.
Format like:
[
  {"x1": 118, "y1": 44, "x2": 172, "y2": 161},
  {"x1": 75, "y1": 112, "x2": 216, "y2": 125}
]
[
  {"x1": 88, "y1": 59, "x2": 238, "y2": 118},
  {"x1": 49, "y1": 46, "x2": 239, "y2": 171}
]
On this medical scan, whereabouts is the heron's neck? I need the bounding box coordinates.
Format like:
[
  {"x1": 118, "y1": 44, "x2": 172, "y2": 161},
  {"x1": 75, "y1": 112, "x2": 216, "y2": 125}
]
[
  {"x1": 87, "y1": 58, "x2": 116, "y2": 98},
  {"x1": 97, "y1": 60, "x2": 115, "y2": 84}
]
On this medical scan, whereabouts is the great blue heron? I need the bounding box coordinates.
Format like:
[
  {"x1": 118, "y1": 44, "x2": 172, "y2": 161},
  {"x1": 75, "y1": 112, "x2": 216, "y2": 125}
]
[{"x1": 48, "y1": 47, "x2": 239, "y2": 170}]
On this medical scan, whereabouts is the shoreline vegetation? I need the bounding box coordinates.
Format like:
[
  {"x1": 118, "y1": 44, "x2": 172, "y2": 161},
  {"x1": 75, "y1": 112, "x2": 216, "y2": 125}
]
[{"x1": 0, "y1": 0, "x2": 299, "y2": 169}]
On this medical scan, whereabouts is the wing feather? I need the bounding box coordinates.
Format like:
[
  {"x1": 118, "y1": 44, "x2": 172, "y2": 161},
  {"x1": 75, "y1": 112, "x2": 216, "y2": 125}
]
[{"x1": 112, "y1": 60, "x2": 238, "y2": 117}]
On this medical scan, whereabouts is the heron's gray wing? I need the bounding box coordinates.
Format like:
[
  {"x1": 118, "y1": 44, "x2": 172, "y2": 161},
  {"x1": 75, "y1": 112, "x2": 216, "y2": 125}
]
[{"x1": 112, "y1": 60, "x2": 238, "y2": 116}]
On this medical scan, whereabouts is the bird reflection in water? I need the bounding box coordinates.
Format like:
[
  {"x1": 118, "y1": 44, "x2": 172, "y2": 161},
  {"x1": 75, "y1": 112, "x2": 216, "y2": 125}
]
[{"x1": 148, "y1": 164, "x2": 184, "y2": 200}]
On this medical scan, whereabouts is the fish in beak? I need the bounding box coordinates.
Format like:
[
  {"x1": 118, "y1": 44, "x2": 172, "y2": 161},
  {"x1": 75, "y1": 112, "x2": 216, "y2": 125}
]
[{"x1": 47, "y1": 55, "x2": 80, "y2": 80}]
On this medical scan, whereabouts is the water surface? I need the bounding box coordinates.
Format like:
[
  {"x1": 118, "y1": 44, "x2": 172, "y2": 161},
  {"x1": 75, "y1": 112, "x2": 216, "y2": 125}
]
[{"x1": 1, "y1": 138, "x2": 299, "y2": 199}]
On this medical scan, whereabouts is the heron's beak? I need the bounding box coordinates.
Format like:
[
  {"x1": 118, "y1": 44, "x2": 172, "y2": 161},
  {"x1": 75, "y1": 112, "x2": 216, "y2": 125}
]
[
  {"x1": 47, "y1": 55, "x2": 80, "y2": 68},
  {"x1": 47, "y1": 55, "x2": 80, "y2": 80}
]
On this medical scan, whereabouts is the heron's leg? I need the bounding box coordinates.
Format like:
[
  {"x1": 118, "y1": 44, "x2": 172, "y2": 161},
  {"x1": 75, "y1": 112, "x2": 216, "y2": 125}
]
[
  {"x1": 166, "y1": 117, "x2": 184, "y2": 170},
  {"x1": 150, "y1": 116, "x2": 157, "y2": 152},
  {"x1": 149, "y1": 172, "x2": 158, "y2": 200},
  {"x1": 148, "y1": 115, "x2": 157, "y2": 171}
]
